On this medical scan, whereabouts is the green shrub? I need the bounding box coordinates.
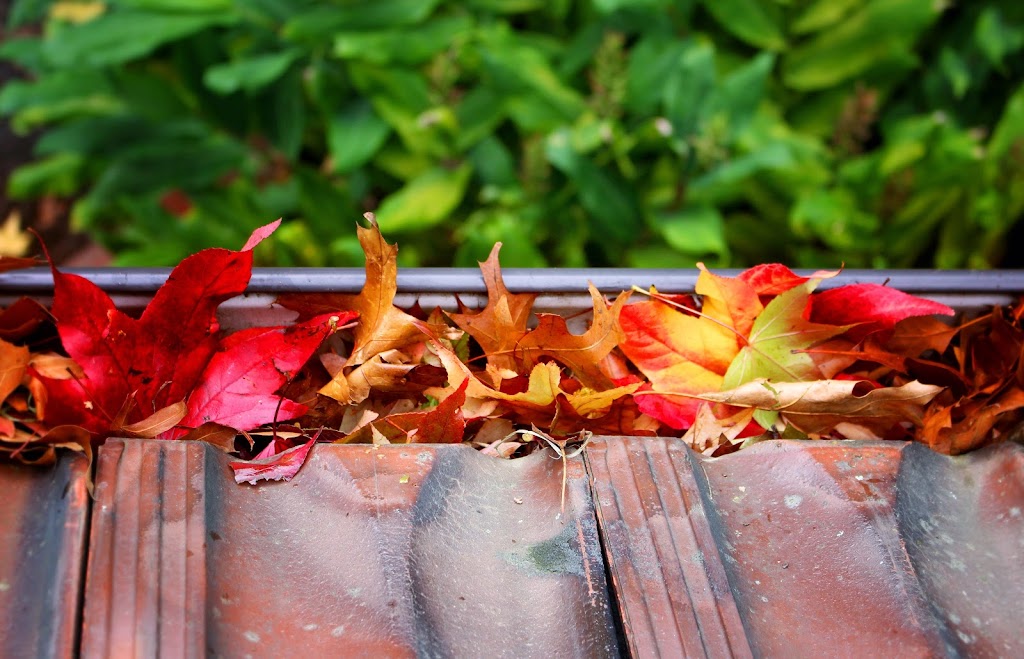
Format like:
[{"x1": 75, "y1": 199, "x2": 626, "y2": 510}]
[{"x1": 2, "y1": 0, "x2": 1023, "y2": 267}]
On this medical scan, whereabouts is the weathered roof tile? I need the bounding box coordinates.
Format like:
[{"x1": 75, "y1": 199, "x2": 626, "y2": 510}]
[
  {"x1": 587, "y1": 437, "x2": 1024, "y2": 658},
  {"x1": 82, "y1": 439, "x2": 620, "y2": 657},
  {"x1": 0, "y1": 453, "x2": 90, "y2": 658}
]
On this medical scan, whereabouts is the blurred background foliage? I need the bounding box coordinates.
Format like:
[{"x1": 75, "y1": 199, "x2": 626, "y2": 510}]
[{"x1": 1, "y1": 0, "x2": 1023, "y2": 268}]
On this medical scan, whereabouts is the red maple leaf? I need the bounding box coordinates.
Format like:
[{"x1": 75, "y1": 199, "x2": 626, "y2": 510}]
[
  {"x1": 809, "y1": 283, "x2": 954, "y2": 341},
  {"x1": 39, "y1": 220, "x2": 356, "y2": 438}
]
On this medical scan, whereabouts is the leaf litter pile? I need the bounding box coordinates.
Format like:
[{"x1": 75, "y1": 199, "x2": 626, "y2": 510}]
[{"x1": 1, "y1": 218, "x2": 1022, "y2": 484}]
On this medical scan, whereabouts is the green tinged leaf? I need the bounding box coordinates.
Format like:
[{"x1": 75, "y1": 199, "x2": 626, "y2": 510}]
[{"x1": 722, "y1": 280, "x2": 848, "y2": 389}]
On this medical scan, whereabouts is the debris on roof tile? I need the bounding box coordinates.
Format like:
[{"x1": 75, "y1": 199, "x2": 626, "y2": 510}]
[
  {"x1": 0, "y1": 452, "x2": 90, "y2": 659},
  {"x1": 587, "y1": 437, "x2": 1024, "y2": 658},
  {"x1": 82, "y1": 439, "x2": 621, "y2": 657}
]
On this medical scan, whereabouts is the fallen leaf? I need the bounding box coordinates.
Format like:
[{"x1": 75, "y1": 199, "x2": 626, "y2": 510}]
[
  {"x1": 321, "y1": 349, "x2": 415, "y2": 404},
  {"x1": 809, "y1": 283, "x2": 954, "y2": 341},
  {"x1": 0, "y1": 297, "x2": 49, "y2": 341},
  {"x1": 0, "y1": 339, "x2": 30, "y2": 406},
  {"x1": 42, "y1": 221, "x2": 280, "y2": 434},
  {"x1": 118, "y1": 401, "x2": 188, "y2": 438},
  {"x1": 682, "y1": 403, "x2": 756, "y2": 454},
  {"x1": 449, "y1": 243, "x2": 536, "y2": 371},
  {"x1": 516, "y1": 284, "x2": 628, "y2": 390},
  {"x1": 179, "y1": 422, "x2": 244, "y2": 452},
  {"x1": 736, "y1": 263, "x2": 807, "y2": 296},
  {"x1": 921, "y1": 386, "x2": 1024, "y2": 454},
  {"x1": 619, "y1": 268, "x2": 762, "y2": 428},
  {"x1": 722, "y1": 280, "x2": 849, "y2": 388},
  {"x1": 229, "y1": 438, "x2": 316, "y2": 484},
  {"x1": 175, "y1": 312, "x2": 351, "y2": 437},
  {"x1": 688, "y1": 378, "x2": 943, "y2": 435},
  {"x1": 344, "y1": 216, "x2": 421, "y2": 366}
]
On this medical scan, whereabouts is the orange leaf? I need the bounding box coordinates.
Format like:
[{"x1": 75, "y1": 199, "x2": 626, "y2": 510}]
[
  {"x1": 448, "y1": 243, "x2": 536, "y2": 371},
  {"x1": 619, "y1": 294, "x2": 737, "y2": 428},
  {"x1": 345, "y1": 216, "x2": 419, "y2": 366},
  {"x1": 0, "y1": 338, "x2": 30, "y2": 406},
  {"x1": 517, "y1": 285, "x2": 629, "y2": 390}
]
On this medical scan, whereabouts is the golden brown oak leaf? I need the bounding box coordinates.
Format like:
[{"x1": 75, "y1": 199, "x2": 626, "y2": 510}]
[
  {"x1": 516, "y1": 285, "x2": 629, "y2": 390},
  {"x1": 344, "y1": 218, "x2": 420, "y2": 367},
  {"x1": 448, "y1": 243, "x2": 536, "y2": 371}
]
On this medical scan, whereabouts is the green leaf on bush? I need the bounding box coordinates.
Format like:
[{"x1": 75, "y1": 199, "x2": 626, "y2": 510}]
[
  {"x1": 701, "y1": 0, "x2": 785, "y2": 51},
  {"x1": 651, "y1": 205, "x2": 728, "y2": 257},
  {"x1": 373, "y1": 164, "x2": 472, "y2": 233},
  {"x1": 455, "y1": 210, "x2": 548, "y2": 267},
  {"x1": 328, "y1": 100, "x2": 391, "y2": 174},
  {"x1": 463, "y1": 0, "x2": 547, "y2": 11},
  {"x1": 990, "y1": 84, "x2": 1024, "y2": 161},
  {"x1": 204, "y1": 50, "x2": 301, "y2": 95},
  {"x1": 546, "y1": 129, "x2": 641, "y2": 246},
  {"x1": 283, "y1": 0, "x2": 441, "y2": 41},
  {"x1": 791, "y1": 0, "x2": 860, "y2": 35},
  {"x1": 479, "y1": 32, "x2": 586, "y2": 121},
  {"x1": 333, "y1": 15, "x2": 472, "y2": 65},
  {"x1": 782, "y1": 0, "x2": 943, "y2": 90},
  {"x1": 663, "y1": 41, "x2": 716, "y2": 138},
  {"x1": 626, "y1": 37, "x2": 688, "y2": 116},
  {"x1": 44, "y1": 10, "x2": 237, "y2": 67},
  {"x1": 974, "y1": 7, "x2": 1024, "y2": 71},
  {"x1": 8, "y1": 154, "x2": 84, "y2": 199},
  {"x1": 116, "y1": 0, "x2": 233, "y2": 11}
]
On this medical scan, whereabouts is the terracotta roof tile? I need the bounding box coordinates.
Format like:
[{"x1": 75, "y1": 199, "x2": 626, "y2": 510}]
[
  {"x1": 82, "y1": 439, "x2": 621, "y2": 657},
  {"x1": 587, "y1": 437, "x2": 1024, "y2": 658},
  {"x1": 0, "y1": 453, "x2": 90, "y2": 658}
]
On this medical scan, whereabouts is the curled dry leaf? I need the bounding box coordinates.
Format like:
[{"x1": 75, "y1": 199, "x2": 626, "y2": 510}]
[
  {"x1": 448, "y1": 242, "x2": 536, "y2": 372},
  {"x1": 117, "y1": 401, "x2": 188, "y2": 438},
  {"x1": 342, "y1": 216, "x2": 420, "y2": 366},
  {"x1": 681, "y1": 378, "x2": 943, "y2": 437}
]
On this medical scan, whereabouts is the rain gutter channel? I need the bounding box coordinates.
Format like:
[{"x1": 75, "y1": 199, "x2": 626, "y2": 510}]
[{"x1": 5, "y1": 268, "x2": 1020, "y2": 656}]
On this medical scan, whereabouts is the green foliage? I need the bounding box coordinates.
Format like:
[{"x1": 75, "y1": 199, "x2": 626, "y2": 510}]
[{"x1": 3, "y1": 0, "x2": 1024, "y2": 267}]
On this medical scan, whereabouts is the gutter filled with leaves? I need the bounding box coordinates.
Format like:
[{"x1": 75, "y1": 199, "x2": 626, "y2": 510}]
[{"x1": 2, "y1": 217, "x2": 1022, "y2": 483}]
